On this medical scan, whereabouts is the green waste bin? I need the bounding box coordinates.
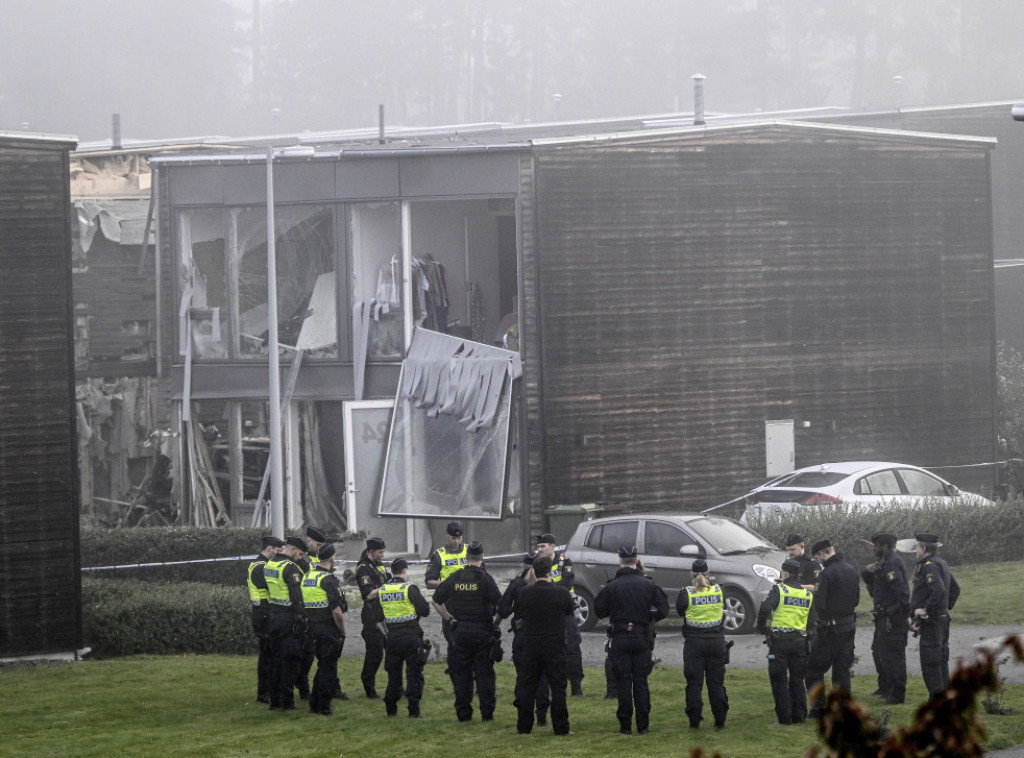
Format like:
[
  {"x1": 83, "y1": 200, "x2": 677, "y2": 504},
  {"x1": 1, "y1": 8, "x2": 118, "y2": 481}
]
[{"x1": 543, "y1": 503, "x2": 603, "y2": 543}]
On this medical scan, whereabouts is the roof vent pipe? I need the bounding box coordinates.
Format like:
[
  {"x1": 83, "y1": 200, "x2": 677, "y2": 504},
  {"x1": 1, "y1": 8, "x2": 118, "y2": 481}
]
[
  {"x1": 112, "y1": 113, "x2": 122, "y2": 149},
  {"x1": 692, "y1": 74, "x2": 706, "y2": 126},
  {"x1": 378, "y1": 104, "x2": 385, "y2": 144}
]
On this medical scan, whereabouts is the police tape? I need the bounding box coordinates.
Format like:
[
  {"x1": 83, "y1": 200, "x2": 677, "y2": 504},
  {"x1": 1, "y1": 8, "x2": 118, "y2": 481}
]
[{"x1": 81, "y1": 549, "x2": 540, "y2": 572}]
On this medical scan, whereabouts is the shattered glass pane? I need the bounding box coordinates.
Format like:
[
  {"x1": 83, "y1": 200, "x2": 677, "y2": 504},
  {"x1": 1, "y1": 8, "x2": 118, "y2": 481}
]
[{"x1": 378, "y1": 376, "x2": 512, "y2": 520}]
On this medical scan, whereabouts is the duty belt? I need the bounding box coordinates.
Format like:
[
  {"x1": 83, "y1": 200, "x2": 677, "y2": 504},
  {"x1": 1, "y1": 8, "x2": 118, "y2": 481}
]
[
  {"x1": 613, "y1": 622, "x2": 647, "y2": 634},
  {"x1": 686, "y1": 619, "x2": 723, "y2": 628}
]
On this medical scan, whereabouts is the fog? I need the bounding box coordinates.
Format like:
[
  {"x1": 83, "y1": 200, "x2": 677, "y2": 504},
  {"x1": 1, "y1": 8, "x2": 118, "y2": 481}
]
[{"x1": 2, "y1": 0, "x2": 1023, "y2": 143}]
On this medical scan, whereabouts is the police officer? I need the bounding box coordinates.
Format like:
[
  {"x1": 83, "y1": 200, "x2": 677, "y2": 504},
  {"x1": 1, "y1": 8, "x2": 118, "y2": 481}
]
[
  {"x1": 302, "y1": 542, "x2": 348, "y2": 716},
  {"x1": 380, "y1": 558, "x2": 431, "y2": 718},
  {"x1": 425, "y1": 520, "x2": 468, "y2": 687},
  {"x1": 805, "y1": 539, "x2": 860, "y2": 717},
  {"x1": 909, "y1": 532, "x2": 961, "y2": 699},
  {"x1": 499, "y1": 552, "x2": 552, "y2": 727},
  {"x1": 355, "y1": 536, "x2": 390, "y2": 699},
  {"x1": 756, "y1": 558, "x2": 816, "y2": 725},
  {"x1": 295, "y1": 526, "x2": 327, "y2": 700},
  {"x1": 785, "y1": 533, "x2": 822, "y2": 590},
  {"x1": 263, "y1": 535, "x2": 307, "y2": 711},
  {"x1": 432, "y1": 541, "x2": 501, "y2": 722},
  {"x1": 861, "y1": 531, "x2": 909, "y2": 704},
  {"x1": 247, "y1": 535, "x2": 283, "y2": 704},
  {"x1": 595, "y1": 544, "x2": 669, "y2": 735},
  {"x1": 535, "y1": 533, "x2": 585, "y2": 697},
  {"x1": 513, "y1": 555, "x2": 576, "y2": 735},
  {"x1": 676, "y1": 558, "x2": 729, "y2": 731}
]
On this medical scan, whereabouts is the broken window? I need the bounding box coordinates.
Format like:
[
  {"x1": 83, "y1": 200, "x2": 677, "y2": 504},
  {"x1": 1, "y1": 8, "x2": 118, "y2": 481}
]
[
  {"x1": 177, "y1": 205, "x2": 338, "y2": 360},
  {"x1": 408, "y1": 198, "x2": 518, "y2": 349},
  {"x1": 349, "y1": 202, "x2": 404, "y2": 360},
  {"x1": 377, "y1": 330, "x2": 521, "y2": 521}
]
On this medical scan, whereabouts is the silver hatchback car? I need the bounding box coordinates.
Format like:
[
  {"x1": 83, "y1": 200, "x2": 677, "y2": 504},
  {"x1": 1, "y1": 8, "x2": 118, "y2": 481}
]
[{"x1": 563, "y1": 513, "x2": 786, "y2": 634}]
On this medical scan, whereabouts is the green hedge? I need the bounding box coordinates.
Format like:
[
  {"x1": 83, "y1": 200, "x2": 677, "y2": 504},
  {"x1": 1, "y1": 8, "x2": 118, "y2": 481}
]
[
  {"x1": 80, "y1": 526, "x2": 361, "y2": 586},
  {"x1": 82, "y1": 577, "x2": 257, "y2": 658},
  {"x1": 745, "y1": 496, "x2": 1024, "y2": 570}
]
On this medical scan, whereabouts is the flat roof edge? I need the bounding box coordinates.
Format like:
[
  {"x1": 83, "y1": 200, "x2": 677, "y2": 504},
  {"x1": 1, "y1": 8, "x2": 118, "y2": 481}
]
[{"x1": 529, "y1": 119, "x2": 998, "y2": 149}]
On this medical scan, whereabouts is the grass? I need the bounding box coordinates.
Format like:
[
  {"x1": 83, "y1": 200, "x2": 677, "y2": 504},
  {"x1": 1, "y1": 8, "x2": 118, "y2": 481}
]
[
  {"x1": 851, "y1": 560, "x2": 1024, "y2": 626},
  {"x1": 3, "y1": 654, "x2": 1023, "y2": 758}
]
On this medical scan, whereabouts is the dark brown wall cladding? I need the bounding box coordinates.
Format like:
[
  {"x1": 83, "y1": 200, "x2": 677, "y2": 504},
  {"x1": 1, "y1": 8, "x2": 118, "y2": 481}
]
[
  {"x1": 0, "y1": 135, "x2": 82, "y2": 657},
  {"x1": 531, "y1": 126, "x2": 996, "y2": 512}
]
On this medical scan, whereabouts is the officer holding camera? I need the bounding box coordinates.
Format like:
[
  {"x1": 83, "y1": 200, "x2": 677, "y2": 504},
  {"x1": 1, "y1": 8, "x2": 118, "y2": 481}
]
[{"x1": 380, "y1": 558, "x2": 431, "y2": 718}]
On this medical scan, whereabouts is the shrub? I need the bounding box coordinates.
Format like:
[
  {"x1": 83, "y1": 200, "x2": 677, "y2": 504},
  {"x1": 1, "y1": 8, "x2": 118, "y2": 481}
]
[
  {"x1": 80, "y1": 526, "x2": 361, "y2": 586},
  {"x1": 81, "y1": 577, "x2": 258, "y2": 658},
  {"x1": 746, "y1": 496, "x2": 1024, "y2": 570}
]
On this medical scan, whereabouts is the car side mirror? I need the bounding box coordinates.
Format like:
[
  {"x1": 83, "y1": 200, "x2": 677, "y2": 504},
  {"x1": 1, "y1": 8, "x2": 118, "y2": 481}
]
[
  {"x1": 679, "y1": 544, "x2": 706, "y2": 559},
  {"x1": 945, "y1": 484, "x2": 960, "y2": 496}
]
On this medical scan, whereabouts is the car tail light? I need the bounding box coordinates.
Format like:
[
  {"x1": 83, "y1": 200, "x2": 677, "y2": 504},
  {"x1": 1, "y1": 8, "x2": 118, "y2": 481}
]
[{"x1": 799, "y1": 493, "x2": 843, "y2": 505}]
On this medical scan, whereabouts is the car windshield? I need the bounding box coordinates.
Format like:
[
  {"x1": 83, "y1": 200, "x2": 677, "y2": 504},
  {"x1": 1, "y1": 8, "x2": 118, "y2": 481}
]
[
  {"x1": 777, "y1": 471, "x2": 849, "y2": 488},
  {"x1": 687, "y1": 517, "x2": 776, "y2": 555}
]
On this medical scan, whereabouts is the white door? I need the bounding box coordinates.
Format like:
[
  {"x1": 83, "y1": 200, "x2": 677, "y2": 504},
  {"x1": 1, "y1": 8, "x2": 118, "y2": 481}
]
[
  {"x1": 343, "y1": 400, "x2": 413, "y2": 553},
  {"x1": 764, "y1": 419, "x2": 795, "y2": 478}
]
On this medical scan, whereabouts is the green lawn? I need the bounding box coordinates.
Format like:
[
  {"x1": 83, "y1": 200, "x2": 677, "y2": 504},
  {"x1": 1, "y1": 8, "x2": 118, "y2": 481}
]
[{"x1": 3, "y1": 654, "x2": 1023, "y2": 758}]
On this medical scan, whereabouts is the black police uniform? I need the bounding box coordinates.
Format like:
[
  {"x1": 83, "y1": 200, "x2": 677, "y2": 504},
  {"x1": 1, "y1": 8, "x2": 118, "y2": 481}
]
[
  {"x1": 423, "y1": 532, "x2": 467, "y2": 688},
  {"x1": 498, "y1": 563, "x2": 552, "y2": 725},
  {"x1": 552, "y1": 551, "x2": 585, "y2": 696},
  {"x1": 355, "y1": 551, "x2": 390, "y2": 698},
  {"x1": 794, "y1": 553, "x2": 822, "y2": 588},
  {"x1": 805, "y1": 551, "x2": 860, "y2": 712},
  {"x1": 294, "y1": 550, "x2": 315, "y2": 699},
  {"x1": 247, "y1": 554, "x2": 273, "y2": 703},
  {"x1": 756, "y1": 575, "x2": 816, "y2": 725},
  {"x1": 862, "y1": 550, "x2": 909, "y2": 703},
  {"x1": 265, "y1": 555, "x2": 307, "y2": 710},
  {"x1": 304, "y1": 562, "x2": 349, "y2": 715},
  {"x1": 677, "y1": 580, "x2": 730, "y2": 730},
  {"x1": 433, "y1": 560, "x2": 501, "y2": 721},
  {"x1": 595, "y1": 564, "x2": 670, "y2": 734},
  {"x1": 381, "y1": 577, "x2": 431, "y2": 717},
  {"x1": 910, "y1": 550, "x2": 961, "y2": 698},
  {"x1": 513, "y1": 578, "x2": 575, "y2": 735}
]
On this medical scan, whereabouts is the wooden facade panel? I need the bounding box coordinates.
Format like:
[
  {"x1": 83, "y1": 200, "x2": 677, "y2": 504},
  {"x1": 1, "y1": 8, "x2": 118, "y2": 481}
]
[
  {"x1": 0, "y1": 136, "x2": 82, "y2": 657},
  {"x1": 533, "y1": 128, "x2": 995, "y2": 511}
]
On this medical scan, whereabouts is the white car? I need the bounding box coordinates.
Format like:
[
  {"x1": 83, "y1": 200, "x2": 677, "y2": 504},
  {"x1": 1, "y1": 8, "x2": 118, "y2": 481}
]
[{"x1": 739, "y1": 461, "x2": 992, "y2": 523}]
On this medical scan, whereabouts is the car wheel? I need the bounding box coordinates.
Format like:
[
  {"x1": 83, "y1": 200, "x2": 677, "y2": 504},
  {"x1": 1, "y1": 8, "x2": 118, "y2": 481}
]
[
  {"x1": 722, "y1": 588, "x2": 754, "y2": 635},
  {"x1": 574, "y1": 586, "x2": 598, "y2": 632}
]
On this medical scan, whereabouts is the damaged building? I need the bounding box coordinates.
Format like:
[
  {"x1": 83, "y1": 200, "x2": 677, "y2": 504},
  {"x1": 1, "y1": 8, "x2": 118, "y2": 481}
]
[{"x1": 129, "y1": 118, "x2": 998, "y2": 557}]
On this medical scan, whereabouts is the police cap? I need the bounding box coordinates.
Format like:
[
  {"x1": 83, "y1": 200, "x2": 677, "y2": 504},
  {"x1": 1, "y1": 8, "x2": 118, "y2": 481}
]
[
  {"x1": 261, "y1": 535, "x2": 284, "y2": 549},
  {"x1": 306, "y1": 526, "x2": 328, "y2": 543},
  {"x1": 391, "y1": 558, "x2": 408, "y2": 574},
  {"x1": 915, "y1": 532, "x2": 941, "y2": 546},
  {"x1": 870, "y1": 531, "x2": 897, "y2": 547},
  {"x1": 446, "y1": 520, "x2": 464, "y2": 537},
  {"x1": 536, "y1": 533, "x2": 557, "y2": 545},
  {"x1": 810, "y1": 538, "x2": 832, "y2": 555},
  {"x1": 617, "y1": 544, "x2": 638, "y2": 558},
  {"x1": 691, "y1": 558, "x2": 709, "y2": 573},
  {"x1": 316, "y1": 543, "x2": 336, "y2": 562},
  {"x1": 467, "y1": 541, "x2": 484, "y2": 556},
  {"x1": 785, "y1": 533, "x2": 805, "y2": 547},
  {"x1": 781, "y1": 558, "x2": 802, "y2": 575},
  {"x1": 366, "y1": 537, "x2": 386, "y2": 551},
  {"x1": 285, "y1": 536, "x2": 307, "y2": 551}
]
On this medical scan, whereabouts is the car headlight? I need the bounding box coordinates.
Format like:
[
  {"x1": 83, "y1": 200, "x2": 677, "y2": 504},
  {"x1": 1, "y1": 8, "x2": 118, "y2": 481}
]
[{"x1": 752, "y1": 563, "x2": 780, "y2": 582}]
